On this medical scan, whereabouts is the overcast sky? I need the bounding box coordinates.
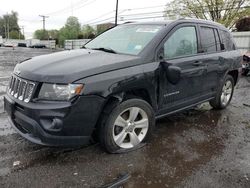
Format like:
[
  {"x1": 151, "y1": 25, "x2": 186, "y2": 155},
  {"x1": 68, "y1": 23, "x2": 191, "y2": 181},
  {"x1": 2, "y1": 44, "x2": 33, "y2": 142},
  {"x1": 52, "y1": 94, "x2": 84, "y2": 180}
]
[{"x1": 0, "y1": 0, "x2": 170, "y2": 38}]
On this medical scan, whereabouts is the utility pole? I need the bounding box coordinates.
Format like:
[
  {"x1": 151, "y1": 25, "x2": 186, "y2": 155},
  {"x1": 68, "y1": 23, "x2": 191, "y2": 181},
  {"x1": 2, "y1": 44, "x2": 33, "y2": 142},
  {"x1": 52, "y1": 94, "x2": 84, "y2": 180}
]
[
  {"x1": 39, "y1": 15, "x2": 49, "y2": 31},
  {"x1": 115, "y1": 0, "x2": 119, "y2": 26},
  {"x1": 39, "y1": 15, "x2": 49, "y2": 40},
  {"x1": 7, "y1": 12, "x2": 10, "y2": 39},
  {"x1": 4, "y1": 21, "x2": 7, "y2": 40}
]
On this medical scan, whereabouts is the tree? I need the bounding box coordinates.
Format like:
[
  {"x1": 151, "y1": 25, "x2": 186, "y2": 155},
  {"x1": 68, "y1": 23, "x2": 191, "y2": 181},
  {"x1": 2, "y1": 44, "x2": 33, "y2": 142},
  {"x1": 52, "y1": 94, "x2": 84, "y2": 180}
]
[
  {"x1": 0, "y1": 11, "x2": 24, "y2": 39},
  {"x1": 97, "y1": 23, "x2": 115, "y2": 35},
  {"x1": 235, "y1": 16, "x2": 250, "y2": 31},
  {"x1": 48, "y1": 30, "x2": 59, "y2": 40},
  {"x1": 34, "y1": 29, "x2": 49, "y2": 40},
  {"x1": 164, "y1": 0, "x2": 250, "y2": 29},
  {"x1": 34, "y1": 29, "x2": 59, "y2": 41},
  {"x1": 58, "y1": 16, "x2": 81, "y2": 46},
  {"x1": 82, "y1": 25, "x2": 95, "y2": 39}
]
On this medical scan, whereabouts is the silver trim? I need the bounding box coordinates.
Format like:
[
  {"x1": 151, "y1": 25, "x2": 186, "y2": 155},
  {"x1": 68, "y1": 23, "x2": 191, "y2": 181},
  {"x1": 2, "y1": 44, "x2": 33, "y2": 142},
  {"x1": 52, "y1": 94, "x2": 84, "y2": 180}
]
[{"x1": 8, "y1": 75, "x2": 36, "y2": 103}]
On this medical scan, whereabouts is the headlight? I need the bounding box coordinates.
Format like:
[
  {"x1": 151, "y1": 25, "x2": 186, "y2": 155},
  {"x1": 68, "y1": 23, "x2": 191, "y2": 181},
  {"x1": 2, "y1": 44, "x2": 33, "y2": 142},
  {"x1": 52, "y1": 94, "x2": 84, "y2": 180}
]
[{"x1": 38, "y1": 83, "x2": 84, "y2": 101}]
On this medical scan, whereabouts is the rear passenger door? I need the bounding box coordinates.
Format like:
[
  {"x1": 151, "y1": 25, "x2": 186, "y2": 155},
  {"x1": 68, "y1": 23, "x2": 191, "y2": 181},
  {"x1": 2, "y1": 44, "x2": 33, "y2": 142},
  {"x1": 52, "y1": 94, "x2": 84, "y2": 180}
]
[{"x1": 198, "y1": 25, "x2": 222, "y2": 95}]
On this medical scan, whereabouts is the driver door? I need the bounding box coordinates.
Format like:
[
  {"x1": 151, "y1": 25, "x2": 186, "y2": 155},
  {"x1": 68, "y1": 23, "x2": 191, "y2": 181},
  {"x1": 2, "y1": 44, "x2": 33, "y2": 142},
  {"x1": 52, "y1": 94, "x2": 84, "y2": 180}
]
[{"x1": 158, "y1": 24, "x2": 208, "y2": 114}]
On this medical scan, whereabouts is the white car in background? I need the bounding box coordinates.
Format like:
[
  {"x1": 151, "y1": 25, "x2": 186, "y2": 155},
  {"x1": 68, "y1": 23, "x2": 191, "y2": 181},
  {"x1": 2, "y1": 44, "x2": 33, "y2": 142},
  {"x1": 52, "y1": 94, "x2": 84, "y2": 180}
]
[{"x1": 3, "y1": 42, "x2": 16, "y2": 47}]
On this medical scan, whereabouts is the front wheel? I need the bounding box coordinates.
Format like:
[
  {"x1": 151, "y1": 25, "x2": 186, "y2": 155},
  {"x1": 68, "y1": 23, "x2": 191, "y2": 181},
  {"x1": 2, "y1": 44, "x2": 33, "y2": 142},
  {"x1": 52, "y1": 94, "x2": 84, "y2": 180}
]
[
  {"x1": 210, "y1": 75, "x2": 234, "y2": 109},
  {"x1": 99, "y1": 98, "x2": 155, "y2": 153}
]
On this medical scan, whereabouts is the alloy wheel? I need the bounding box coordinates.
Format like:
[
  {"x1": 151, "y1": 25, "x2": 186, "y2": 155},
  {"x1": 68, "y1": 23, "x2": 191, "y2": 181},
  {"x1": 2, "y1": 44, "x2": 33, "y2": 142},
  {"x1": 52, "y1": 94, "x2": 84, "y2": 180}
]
[
  {"x1": 220, "y1": 80, "x2": 233, "y2": 106},
  {"x1": 112, "y1": 107, "x2": 149, "y2": 149}
]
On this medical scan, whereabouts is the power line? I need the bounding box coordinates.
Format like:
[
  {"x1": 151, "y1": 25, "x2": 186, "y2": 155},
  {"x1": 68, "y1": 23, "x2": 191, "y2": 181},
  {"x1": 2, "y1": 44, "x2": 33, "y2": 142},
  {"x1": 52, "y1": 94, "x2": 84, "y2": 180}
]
[
  {"x1": 88, "y1": 16, "x2": 114, "y2": 25},
  {"x1": 84, "y1": 9, "x2": 129, "y2": 25},
  {"x1": 83, "y1": 10, "x2": 115, "y2": 23},
  {"x1": 120, "y1": 11, "x2": 164, "y2": 17},
  {"x1": 83, "y1": 4, "x2": 167, "y2": 25},
  {"x1": 122, "y1": 15, "x2": 165, "y2": 21},
  {"x1": 124, "y1": 5, "x2": 166, "y2": 11},
  {"x1": 46, "y1": 0, "x2": 88, "y2": 15},
  {"x1": 85, "y1": 2, "x2": 249, "y2": 26},
  {"x1": 46, "y1": 0, "x2": 96, "y2": 16},
  {"x1": 121, "y1": 5, "x2": 250, "y2": 22}
]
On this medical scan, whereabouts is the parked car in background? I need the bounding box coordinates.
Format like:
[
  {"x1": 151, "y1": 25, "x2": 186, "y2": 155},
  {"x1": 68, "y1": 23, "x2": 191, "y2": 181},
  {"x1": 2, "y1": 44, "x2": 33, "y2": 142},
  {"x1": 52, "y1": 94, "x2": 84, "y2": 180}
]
[
  {"x1": 17, "y1": 43, "x2": 27, "y2": 47},
  {"x1": 4, "y1": 19, "x2": 241, "y2": 153},
  {"x1": 29, "y1": 44, "x2": 46, "y2": 48},
  {"x1": 242, "y1": 52, "x2": 250, "y2": 76},
  {"x1": 3, "y1": 42, "x2": 15, "y2": 48}
]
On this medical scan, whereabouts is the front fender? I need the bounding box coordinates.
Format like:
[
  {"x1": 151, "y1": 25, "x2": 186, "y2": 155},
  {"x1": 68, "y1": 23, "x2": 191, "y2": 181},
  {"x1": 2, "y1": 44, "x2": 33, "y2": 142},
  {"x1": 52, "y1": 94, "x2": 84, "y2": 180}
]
[{"x1": 74, "y1": 64, "x2": 158, "y2": 110}]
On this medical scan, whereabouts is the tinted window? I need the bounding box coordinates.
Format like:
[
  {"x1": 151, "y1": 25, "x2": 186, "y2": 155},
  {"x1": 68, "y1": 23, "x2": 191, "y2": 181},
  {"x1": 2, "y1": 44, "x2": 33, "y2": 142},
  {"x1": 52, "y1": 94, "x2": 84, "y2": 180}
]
[
  {"x1": 164, "y1": 26, "x2": 197, "y2": 59},
  {"x1": 220, "y1": 30, "x2": 235, "y2": 51},
  {"x1": 200, "y1": 26, "x2": 217, "y2": 53}
]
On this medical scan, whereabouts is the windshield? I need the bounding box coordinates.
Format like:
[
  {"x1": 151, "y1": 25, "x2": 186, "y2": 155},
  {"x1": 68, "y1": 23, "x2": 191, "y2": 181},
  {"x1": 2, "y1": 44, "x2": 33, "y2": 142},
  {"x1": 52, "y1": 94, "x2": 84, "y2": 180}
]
[{"x1": 85, "y1": 24, "x2": 163, "y2": 55}]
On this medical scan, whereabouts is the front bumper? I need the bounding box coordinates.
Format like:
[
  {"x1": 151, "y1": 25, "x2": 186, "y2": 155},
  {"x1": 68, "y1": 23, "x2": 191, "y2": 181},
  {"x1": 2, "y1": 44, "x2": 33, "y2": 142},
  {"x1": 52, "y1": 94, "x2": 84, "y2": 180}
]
[{"x1": 4, "y1": 94, "x2": 105, "y2": 146}]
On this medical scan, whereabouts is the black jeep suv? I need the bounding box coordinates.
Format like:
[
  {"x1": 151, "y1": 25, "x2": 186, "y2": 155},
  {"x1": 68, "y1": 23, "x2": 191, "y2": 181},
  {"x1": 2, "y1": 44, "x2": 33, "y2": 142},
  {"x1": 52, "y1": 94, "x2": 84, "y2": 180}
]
[{"x1": 4, "y1": 19, "x2": 241, "y2": 153}]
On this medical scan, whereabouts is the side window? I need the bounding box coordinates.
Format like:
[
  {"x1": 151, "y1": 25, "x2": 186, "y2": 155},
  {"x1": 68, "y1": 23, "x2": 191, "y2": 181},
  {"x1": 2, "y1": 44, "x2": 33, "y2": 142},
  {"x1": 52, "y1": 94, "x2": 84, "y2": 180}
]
[
  {"x1": 200, "y1": 26, "x2": 217, "y2": 53},
  {"x1": 220, "y1": 30, "x2": 235, "y2": 51},
  {"x1": 164, "y1": 26, "x2": 198, "y2": 59}
]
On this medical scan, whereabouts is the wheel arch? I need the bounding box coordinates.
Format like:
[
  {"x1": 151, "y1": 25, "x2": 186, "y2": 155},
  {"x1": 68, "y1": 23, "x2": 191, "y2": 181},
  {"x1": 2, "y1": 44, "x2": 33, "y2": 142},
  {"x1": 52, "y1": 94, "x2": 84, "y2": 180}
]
[
  {"x1": 227, "y1": 69, "x2": 239, "y2": 85},
  {"x1": 92, "y1": 87, "x2": 156, "y2": 138}
]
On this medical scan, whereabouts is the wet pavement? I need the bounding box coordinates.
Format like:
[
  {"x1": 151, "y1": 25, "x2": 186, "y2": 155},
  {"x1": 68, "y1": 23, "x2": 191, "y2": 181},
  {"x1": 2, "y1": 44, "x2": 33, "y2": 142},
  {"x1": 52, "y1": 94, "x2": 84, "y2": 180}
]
[{"x1": 0, "y1": 47, "x2": 250, "y2": 188}]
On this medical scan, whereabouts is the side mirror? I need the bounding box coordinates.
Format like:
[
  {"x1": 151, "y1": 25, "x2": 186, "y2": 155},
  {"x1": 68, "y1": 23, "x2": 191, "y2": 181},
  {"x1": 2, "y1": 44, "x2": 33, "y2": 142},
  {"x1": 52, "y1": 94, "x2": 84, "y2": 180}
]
[{"x1": 161, "y1": 62, "x2": 181, "y2": 84}]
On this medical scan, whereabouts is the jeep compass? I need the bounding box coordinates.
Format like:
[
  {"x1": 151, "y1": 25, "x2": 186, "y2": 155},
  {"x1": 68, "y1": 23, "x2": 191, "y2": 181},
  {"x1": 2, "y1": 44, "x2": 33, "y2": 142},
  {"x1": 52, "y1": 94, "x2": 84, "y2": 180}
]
[{"x1": 4, "y1": 19, "x2": 241, "y2": 153}]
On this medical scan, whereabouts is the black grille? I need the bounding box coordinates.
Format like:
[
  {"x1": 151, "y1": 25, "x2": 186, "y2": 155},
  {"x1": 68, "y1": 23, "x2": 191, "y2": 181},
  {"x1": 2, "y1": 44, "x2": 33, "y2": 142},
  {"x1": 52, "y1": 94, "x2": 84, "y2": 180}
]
[{"x1": 8, "y1": 75, "x2": 36, "y2": 103}]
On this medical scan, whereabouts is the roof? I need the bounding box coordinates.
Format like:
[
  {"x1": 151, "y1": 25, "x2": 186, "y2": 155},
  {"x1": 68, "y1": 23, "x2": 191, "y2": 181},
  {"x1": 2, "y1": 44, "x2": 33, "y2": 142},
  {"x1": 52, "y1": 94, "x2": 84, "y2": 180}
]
[{"x1": 123, "y1": 18, "x2": 226, "y2": 30}]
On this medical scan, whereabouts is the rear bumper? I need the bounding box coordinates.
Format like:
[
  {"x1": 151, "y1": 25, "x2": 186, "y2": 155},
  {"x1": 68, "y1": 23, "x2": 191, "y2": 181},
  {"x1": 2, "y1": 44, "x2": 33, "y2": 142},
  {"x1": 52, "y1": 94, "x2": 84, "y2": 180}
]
[{"x1": 4, "y1": 94, "x2": 105, "y2": 146}]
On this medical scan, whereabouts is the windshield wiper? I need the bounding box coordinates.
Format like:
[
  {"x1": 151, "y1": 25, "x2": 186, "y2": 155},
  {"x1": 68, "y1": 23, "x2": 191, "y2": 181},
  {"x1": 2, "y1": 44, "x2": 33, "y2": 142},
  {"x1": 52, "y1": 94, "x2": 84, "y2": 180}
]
[{"x1": 91, "y1": 47, "x2": 117, "y2": 54}]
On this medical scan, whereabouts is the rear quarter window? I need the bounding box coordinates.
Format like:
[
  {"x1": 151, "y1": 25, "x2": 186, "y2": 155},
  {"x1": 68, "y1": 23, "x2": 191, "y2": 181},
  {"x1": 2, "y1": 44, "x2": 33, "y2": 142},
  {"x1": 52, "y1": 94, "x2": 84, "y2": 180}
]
[{"x1": 220, "y1": 30, "x2": 235, "y2": 51}]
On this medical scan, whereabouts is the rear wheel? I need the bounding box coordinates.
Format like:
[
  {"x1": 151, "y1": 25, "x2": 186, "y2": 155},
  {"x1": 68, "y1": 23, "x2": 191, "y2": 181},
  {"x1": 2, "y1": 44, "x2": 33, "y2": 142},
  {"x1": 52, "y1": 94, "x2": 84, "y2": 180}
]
[
  {"x1": 210, "y1": 75, "x2": 234, "y2": 109},
  {"x1": 99, "y1": 98, "x2": 155, "y2": 153}
]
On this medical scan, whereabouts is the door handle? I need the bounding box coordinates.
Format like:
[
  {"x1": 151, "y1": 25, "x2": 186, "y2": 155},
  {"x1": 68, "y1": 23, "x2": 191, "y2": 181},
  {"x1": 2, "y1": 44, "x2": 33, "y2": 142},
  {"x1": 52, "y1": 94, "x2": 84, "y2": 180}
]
[{"x1": 192, "y1": 61, "x2": 203, "y2": 66}]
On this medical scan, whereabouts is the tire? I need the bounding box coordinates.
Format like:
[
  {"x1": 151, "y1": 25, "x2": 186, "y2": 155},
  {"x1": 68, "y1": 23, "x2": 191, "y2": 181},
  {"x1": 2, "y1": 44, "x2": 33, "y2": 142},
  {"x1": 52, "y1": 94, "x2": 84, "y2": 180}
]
[
  {"x1": 209, "y1": 75, "x2": 234, "y2": 109},
  {"x1": 242, "y1": 69, "x2": 249, "y2": 76},
  {"x1": 99, "y1": 98, "x2": 155, "y2": 153}
]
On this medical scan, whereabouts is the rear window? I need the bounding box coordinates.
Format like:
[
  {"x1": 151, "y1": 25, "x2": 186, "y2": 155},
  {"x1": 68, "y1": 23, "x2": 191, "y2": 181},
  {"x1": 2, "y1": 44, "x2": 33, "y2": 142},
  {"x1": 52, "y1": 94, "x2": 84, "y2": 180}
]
[{"x1": 220, "y1": 30, "x2": 235, "y2": 51}]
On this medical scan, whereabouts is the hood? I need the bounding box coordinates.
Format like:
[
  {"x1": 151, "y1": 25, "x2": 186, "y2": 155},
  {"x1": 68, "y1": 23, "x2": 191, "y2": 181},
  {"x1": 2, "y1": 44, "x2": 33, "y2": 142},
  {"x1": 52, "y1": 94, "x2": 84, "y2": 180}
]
[{"x1": 14, "y1": 49, "x2": 142, "y2": 83}]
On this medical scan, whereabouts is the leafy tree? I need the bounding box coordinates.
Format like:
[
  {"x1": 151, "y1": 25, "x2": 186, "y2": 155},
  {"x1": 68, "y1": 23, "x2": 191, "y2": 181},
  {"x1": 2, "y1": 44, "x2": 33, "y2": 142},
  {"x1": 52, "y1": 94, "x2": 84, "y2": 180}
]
[
  {"x1": 58, "y1": 16, "x2": 81, "y2": 46},
  {"x1": 34, "y1": 29, "x2": 59, "y2": 41},
  {"x1": 34, "y1": 29, "x2": 49, "y2": 40},
  {"x1": 235, "y1": 16, "x2": 250, "y2": 31},
  {"x1": 48, "y1": 30, "x2": 59, "y2": 40},
  {"x1": 97, "y1": 23, "x2": 115, "y2": 35},
  {"x1": 9, "y1": 30, "x2": 21, "y2": 39},
  {"x1": 0, "y1": 11, "x2": 24, "y2": 39},
  {"x1": 164, "y1": 0, "x2": 250, "y2": 29},
  {"x1": 82, "y1": 25, "x2": 95, "y2": 39}
]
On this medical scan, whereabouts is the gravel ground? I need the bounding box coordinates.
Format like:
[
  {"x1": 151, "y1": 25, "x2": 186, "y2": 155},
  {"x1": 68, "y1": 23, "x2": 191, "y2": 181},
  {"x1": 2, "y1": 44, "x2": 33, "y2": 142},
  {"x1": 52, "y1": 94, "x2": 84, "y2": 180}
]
[{"x1": 0, "y1": 47, "x2": 249, "y2": 188}]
